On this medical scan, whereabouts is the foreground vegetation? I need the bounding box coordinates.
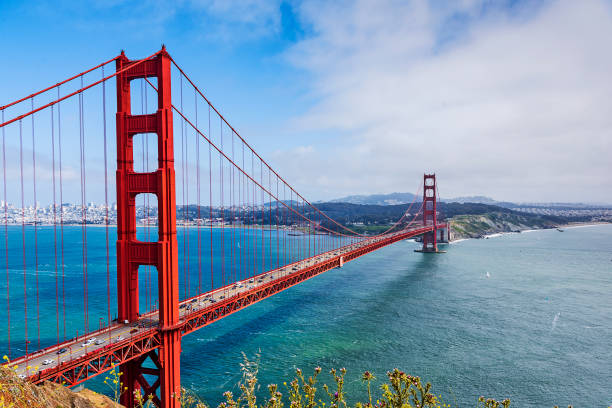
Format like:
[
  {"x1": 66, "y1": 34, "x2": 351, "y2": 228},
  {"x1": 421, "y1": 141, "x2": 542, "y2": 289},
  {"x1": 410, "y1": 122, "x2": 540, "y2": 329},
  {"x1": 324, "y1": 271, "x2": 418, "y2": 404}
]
[
  {"x1": 102, "y1": 354, "x2": 579, "y2": 408},
  {"x1": 101, "y1": 354, "x2": 509, "y2": 408},
  {"x1": 0, "y1": 354, "x2": 580, "y2": 408}
]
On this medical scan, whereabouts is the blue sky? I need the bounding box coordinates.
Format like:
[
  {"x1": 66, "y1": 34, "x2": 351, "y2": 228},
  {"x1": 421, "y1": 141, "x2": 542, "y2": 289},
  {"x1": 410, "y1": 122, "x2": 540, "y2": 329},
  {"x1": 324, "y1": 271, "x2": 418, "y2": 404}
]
[
  {"x1": 0, "y1": 1, "x2": 306, "y2": 145},
  {"x1": 1, "y1": 0, "x2": 611, "y2": 203}
]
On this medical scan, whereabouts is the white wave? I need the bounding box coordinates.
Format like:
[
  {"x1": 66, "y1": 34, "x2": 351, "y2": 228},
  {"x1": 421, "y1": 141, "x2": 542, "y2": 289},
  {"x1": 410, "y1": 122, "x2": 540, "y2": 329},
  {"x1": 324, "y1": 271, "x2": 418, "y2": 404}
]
[
  {"x1": 551, "y1": 312, "x2": 561, "y2": 331},
  {"x1": 562, "y1": 224, "x2": 607, "y2": 229},
  {"x1": 450, "y1": 239, "x2": 468, "y2": 244}
]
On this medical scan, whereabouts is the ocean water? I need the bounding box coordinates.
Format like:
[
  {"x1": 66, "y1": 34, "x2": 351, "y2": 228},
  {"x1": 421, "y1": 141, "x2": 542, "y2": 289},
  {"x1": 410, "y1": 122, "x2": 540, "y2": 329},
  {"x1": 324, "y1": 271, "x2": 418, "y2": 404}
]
[
  {"x1": 175, "y1": 225, "x2": 612, "y2": 407},
  {"x1": 1, "y1": 224, "x2": 611, "y2": 407}
]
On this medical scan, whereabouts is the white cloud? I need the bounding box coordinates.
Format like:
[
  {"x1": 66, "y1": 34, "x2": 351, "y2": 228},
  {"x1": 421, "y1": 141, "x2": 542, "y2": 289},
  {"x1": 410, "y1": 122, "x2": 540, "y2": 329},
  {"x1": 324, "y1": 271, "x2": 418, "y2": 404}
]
[
  {"x1": 187, "y1": 0, "x2": 283, "y2": 41},
  {"x1": 276, "y1": 0, "x2": 612, "y2": 203}
]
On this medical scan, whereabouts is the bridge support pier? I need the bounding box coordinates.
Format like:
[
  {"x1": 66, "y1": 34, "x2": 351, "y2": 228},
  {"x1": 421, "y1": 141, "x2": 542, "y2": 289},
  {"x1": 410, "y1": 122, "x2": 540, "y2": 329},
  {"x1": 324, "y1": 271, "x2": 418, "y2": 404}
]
[
  {"x1": 116, "y1": 48, "x2": 181, "y2": 408},
  {"x1": 437, "y1": 226, "x2": 449, "y2": 243}
]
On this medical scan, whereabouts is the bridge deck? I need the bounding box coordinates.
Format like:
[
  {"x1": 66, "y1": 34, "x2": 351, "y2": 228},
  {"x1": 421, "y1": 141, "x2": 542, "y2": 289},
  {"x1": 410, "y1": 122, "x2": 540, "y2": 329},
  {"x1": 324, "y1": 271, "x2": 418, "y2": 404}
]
[{"x1": 8, "y1": 223, "x2": 446, "y2": 386}]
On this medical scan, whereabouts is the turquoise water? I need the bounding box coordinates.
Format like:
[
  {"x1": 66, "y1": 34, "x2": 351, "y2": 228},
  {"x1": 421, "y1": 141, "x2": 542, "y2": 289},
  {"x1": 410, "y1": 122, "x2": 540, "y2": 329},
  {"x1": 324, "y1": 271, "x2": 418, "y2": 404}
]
[
  {"x1": 0, "y1": 225, "x2": 347, "y2": 352},
  {"x1": 2, "y1": 225, "x2": 611, "y2": 406},
  {"x1": 175, "y1": 225, "x2": 612, "y2": 407}
]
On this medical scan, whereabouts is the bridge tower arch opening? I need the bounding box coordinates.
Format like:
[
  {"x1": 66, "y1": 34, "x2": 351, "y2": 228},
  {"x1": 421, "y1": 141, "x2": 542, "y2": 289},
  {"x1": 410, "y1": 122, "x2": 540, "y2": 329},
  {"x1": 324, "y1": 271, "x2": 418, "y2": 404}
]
[{"x1": 116, "y1": 47, "x2": 181, "y2": 408}]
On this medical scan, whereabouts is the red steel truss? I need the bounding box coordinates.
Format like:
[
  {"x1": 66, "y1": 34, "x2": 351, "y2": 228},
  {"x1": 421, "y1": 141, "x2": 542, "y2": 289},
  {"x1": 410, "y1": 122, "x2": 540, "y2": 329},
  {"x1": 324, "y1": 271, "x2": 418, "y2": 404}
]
[{"x1": 27, "y1": 223, "x2": 444, "y2": 391}]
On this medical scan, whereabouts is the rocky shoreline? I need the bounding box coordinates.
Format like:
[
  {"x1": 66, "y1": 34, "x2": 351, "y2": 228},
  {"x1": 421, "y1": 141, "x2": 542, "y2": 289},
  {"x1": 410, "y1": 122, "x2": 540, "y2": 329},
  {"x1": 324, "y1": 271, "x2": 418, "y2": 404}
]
[{"x1": 448, "y1": 211, "x2": 610, "y2": 241}]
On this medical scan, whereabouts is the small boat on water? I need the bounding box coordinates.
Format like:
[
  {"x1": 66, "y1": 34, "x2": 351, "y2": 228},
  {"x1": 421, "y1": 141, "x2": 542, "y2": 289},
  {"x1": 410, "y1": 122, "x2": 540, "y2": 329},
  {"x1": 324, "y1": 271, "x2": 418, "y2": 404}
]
[{"x1": 557, "y1": 228, "x2": 564, "y2": 232}]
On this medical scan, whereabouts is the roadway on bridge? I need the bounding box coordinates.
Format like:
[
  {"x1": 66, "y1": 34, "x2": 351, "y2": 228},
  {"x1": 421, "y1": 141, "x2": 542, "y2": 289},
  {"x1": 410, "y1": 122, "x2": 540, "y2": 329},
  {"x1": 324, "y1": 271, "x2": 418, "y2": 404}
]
[{"x1": 12, "y1": 228, "x2": 429, "y2": 380}]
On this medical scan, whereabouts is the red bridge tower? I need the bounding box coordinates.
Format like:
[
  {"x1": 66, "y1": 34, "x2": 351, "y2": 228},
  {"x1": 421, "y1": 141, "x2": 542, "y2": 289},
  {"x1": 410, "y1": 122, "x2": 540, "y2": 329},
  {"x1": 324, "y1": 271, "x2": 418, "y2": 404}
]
[
  {"x1": 419, "y1": 173, "x2": 441, "y2": 252},
  {"x1": 116, "y1": 47, "x2": 181, "y2": 408}
]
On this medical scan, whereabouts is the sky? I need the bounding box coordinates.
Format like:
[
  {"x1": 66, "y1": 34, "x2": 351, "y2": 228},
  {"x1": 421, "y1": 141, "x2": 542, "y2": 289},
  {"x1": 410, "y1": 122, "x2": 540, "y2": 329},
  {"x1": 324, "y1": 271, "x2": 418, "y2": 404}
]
[{"x1": 1, "y1": 0, "x2": 611, "y2": 204}]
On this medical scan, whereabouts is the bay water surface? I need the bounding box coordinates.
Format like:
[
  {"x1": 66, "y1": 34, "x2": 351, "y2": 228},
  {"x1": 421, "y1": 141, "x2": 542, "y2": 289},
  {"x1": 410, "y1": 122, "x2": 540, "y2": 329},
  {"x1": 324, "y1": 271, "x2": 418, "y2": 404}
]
[
  {"x1": 176, "y1": 225, "x2": 612, "y2": 407},
  {"x1": 1, "y1": 224, "x2": 611, "y2": 407}
]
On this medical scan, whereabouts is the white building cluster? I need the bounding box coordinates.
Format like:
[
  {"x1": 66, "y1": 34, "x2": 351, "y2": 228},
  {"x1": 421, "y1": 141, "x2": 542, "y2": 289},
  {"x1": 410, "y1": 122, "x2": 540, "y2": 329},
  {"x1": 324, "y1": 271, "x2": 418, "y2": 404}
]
[
  {"x1": 0, "y1": 201, "x2": 119, "y2": 225},
  {"x1": 511, "y1": 206, "x2": 612, "y2": 219},
  {"x1": 0, "y1": 202, "x2": 272, "y2": 226}
]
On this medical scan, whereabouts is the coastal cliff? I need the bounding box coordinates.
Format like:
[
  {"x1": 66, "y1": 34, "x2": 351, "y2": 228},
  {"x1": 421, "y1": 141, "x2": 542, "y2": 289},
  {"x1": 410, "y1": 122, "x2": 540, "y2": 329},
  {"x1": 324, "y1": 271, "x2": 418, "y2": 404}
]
[
  {"x1": 449, "y1": 211, "x2": 559, "y2": 240},
  {"x1": 0, "y1": 366, "x2": 120, "y2": 408}
]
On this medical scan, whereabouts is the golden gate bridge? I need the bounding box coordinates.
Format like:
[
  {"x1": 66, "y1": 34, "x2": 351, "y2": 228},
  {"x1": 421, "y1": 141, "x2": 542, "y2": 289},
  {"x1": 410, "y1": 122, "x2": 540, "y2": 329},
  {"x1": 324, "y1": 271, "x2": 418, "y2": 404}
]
[{"x1": 0, "y1": 47, "x2": 448, "y2": 408}]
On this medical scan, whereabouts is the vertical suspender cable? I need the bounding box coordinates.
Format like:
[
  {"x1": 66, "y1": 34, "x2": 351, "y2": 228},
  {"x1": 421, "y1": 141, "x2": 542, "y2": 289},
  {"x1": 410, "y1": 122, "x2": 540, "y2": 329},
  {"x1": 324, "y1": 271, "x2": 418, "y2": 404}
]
[
  {"x1": 240, "y1": 141, "x2": 244, "y2": 281},
  {"x1": 102, "y1": 67, "x2": 112, "y2": 338},
  {"x1": 252, "y1": 151, "x2": 256, "y2": 276},
  {"x1": 195, "y1": 89, "x2": 201, "y2": 295},
  {"x1": 276, "y1": 175, "x2": 279, "y2": 269},
  {"x1": 260, "y1": 160, "x2": 264, "y2": 274},
  {"x1": 19, "y1": 119, "x2": 28, "y2": 359},
  {"x1": 50, "y1": 105, "x2": 59, "y2": 348},
  {"x1": 242, "y1": 143, "x2": 246, "y2": 281},
  {"x1": 282, "y1": 183, "x2": 286, "y2": 268},
  {"x1": 289, "y1": 189, "x2": 292, "y2": 263},
  {"x1": 296, "y1": 199, "x2": 300, "y2": 262},
  {"x1": 58, "y1": 87, "x2": 66, "y2": 340},
  {"x1": 317, "y1": 212, "x2": 320, "y2": 255},
  {"x1": 31, "y1": 98, "x2": 40, "y2": 350},
  {"x1": 230, "y1": 131, "x2": 235, "y2": 284},
  {"x1": 237, "y1": 136, "x2": 240, "y2": 282},
  {"x1": 145, "y1": 77, "x2": 152, "y2": 313},
  {"x1": 180, "y1": 74, "x2": 187, "y2": 300},
  {"x1": 184, "y1": 84, "x2": 190, "y2": 299},
  {"x1": 268, "y1": 169, "x2": 272, "y2": 271},
  {"x1": 79, "y1": 76, "x2": 89, "y2": 334},
  {"x1": 141, "y1": 80, "x2": 147, "y2": 312},
  {"x1": 208, "y1": 104, "x2": 213, "y2": 291},
  {"x1": 140, "y1": 80, "x2": 148, "y2": 312},
  {"x1": 307, "y1": 193, "x2": 312, "y2": 258},
  {"x1": 2, "y1": 109, "x2": 10, "y2": 358},
  {"x1": 233, "y1": 133, "x2": 237, "y2": 283},
  {"x1": 219, "y1": 118, "x2": 224, "y2": 290},
  {"x1": 146, "y1": 81, "x2": 152, "y2": 313},
  {"x1": 304, "y1": 201, "x2": 308, "y2": 258}
]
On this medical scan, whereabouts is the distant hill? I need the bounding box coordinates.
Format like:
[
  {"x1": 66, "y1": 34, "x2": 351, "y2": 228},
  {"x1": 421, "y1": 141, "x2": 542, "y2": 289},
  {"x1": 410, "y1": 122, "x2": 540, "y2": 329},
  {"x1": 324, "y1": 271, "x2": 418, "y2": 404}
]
[
  {"x1": 309, "y1": 201, "x2": 570, "y2": 236},
  {"x1": 327, "y1": 192, "x2": 610, "y2": 209},
  {"x1": 329, "y1": 192, "x2": 513, "y2": 207},
  {"x1": 443, "y1": 195, "x2": 498, "y2": 204},
  {"x1": 329, "y1": 192, "x2": 417, "y2": 205}
]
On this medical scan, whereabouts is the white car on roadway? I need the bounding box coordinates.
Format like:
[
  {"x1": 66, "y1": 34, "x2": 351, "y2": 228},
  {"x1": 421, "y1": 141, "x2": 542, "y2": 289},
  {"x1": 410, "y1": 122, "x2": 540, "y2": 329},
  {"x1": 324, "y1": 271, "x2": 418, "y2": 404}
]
[{"x1": 42, "y1": 359, "x2": 54, "y2": 366}]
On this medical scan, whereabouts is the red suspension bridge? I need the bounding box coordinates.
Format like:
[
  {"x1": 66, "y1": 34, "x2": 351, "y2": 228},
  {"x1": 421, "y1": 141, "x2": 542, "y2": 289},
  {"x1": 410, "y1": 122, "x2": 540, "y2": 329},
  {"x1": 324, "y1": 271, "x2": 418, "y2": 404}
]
[{"x1": 0, "y1": 47, "x2": 448, "y2": 408}]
